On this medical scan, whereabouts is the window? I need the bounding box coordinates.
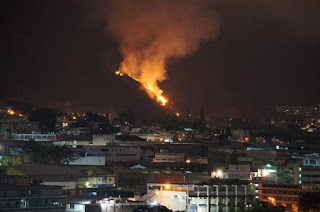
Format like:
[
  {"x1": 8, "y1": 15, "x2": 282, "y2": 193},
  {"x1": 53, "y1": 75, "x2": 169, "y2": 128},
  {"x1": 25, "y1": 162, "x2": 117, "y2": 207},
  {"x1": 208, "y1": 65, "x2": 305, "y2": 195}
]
[{"x1": 20, "y1": 199, "x2": 27, "y2": 208}]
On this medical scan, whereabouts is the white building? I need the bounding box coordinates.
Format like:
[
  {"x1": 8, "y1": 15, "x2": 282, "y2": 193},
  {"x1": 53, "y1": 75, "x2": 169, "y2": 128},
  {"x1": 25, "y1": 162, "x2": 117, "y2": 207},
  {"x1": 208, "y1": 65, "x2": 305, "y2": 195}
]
[
  {"x1": 142, "y1": 183, "x2": 255, "y2": 212},
  {"x1": 11, "y1": 132, "x2": 56, "y2": 141},
  {"x1": 292, "y1": 154, "x2": 320, "y2": 185},
  {"x1": 68, "y1": 156, "x2": 106, "y2": 166},
  {"x1": 302, "y1": 153, "x2": 320, "y2": 167}
]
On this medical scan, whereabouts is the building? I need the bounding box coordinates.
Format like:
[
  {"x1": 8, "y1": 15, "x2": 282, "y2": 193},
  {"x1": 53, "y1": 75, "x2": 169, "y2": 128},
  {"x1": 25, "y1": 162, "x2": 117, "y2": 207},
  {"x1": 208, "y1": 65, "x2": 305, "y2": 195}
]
[
  {"x1": 256, "y1": 183, "x2": 320, "y2": 212},
  {"x1": 11, "y1": 132, "x2": 57, "y2": 141},
  {"x1": 68, "y1": 156, "x2": 106, "y2": 166},
  {"x1": 83, "y1": 145, "x2": 154, "y2": 162},
  {"x1": 143, "y1": 182, "x2": 255, "y2": 212},
  {"x1": 153, "y1": 151, "x2": 185, "y2": 163},
  {"x1": 65, "y1": 197, "x2": 149, "y2": 212},
  {"x1": 208, "y1": 144, "x2": 277, "y2": 171},
  {"x1": 99, "y1": 146, "x2": 141, "y2": 162},
  {"x1": 0, "y1": 176, "x2": 65, "y2": 211},
  {"x1": 294, "y1": 166, "x2": 320, "y2": 185},
  {"x1": 92, "y1": 134, "x2": 146, "y2": 146},
  {"x1": 131, "y1": 131, "x2": 173, "y2": 142},
  {"x1": 302, "y1": 153, "x2": 320, "y2": 167},
  {"x1": 3, "y1": 165, "x2": 115, "y2": 193}
]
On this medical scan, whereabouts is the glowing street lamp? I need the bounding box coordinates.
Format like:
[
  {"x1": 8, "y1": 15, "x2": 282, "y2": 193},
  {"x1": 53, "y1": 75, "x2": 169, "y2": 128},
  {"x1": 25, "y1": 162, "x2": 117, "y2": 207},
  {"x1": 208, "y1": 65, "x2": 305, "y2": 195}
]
[
  {"x1": 164, "y1": 184, "x2": 171, "y2": 189},
  {"x1": 8, "y1": 109, "x2": 15, "y2": 115},
  {"x1": 211, "y1": 169, "x2": 223, "y2": 178}
]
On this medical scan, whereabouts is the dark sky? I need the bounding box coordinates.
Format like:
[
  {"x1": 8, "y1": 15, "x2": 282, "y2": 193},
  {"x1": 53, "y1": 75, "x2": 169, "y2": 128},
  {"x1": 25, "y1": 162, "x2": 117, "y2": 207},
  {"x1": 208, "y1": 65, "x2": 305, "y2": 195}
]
[{"x1": 1, "y1": 0, "x2": 320, "y2": 120}]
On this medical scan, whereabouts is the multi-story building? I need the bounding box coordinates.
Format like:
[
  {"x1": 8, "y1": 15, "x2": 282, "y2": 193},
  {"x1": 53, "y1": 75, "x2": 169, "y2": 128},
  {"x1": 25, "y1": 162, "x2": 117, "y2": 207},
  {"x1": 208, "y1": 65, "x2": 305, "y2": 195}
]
[
  {"x1": 0, "y1": 177, "x2": 65, "y2": 211},
  {"x1": 208, "y1": 144, "x2": 277, "y2": 171},
  {"x1": 302, "y1": 153, "x2": 320, "y2": 167},
  {"x1": 294, "y1": 166, "x2": 320, "y2": 185},
  {"x1": 11, "y1": 132, "x2": 57, "y2": 141},
  {"x1": 3, "y1": 165, "x2": 115, "y2": 194},
  {"x1": 256, "y1": 183, "x2": 320, "y2": 212},
  {"x1": 143, "y1": 182, "x2": 255, "y2": 212},
  {"x1": 153, "y1": 151, "x2": 185, "y2": 163},
  {"x1": 83, "y1": 145, "x2": 154, "y2": 162},
  {"x1": 292, "y1": 153, "x2": 320, "y2": 185}
]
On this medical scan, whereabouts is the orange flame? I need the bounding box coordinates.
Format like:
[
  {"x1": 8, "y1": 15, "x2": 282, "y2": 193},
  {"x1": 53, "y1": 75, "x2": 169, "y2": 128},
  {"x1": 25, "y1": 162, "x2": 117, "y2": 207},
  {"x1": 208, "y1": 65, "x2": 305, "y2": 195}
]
[
  {"x1": 115, "y1": 70, "x2": 168, "y2": 107},
  {"x1": 145, "y1": 87, "x2": 168, "y2": 107},
  {"x1": 109, "y1": 0, "x2": 219, "y2": 110}
]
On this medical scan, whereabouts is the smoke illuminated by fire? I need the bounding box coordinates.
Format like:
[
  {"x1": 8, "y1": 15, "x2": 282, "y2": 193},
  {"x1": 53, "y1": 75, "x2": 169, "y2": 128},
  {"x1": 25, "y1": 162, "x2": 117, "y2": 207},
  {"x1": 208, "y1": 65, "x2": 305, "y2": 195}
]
[{"x1": 108, "y1": 0, "x2": 219, "y2": 107}]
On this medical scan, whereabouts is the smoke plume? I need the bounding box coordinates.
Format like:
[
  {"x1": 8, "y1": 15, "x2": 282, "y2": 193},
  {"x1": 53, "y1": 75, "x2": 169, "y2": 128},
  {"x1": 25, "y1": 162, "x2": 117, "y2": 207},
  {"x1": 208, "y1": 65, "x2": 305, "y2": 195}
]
[{"x1": 108, "y1": 0, "x2": 220, "y2": 105}]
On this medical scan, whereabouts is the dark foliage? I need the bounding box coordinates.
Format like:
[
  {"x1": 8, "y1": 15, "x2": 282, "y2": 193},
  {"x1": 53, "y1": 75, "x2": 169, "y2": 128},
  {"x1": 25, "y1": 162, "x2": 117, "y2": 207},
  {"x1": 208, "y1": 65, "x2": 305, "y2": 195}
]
[
  {"x1": 29, "y1": 108, "x2": 57, "y2": 132},
  {"x1": 17, "y1": 141, "x2": 74, "y2": 165}
]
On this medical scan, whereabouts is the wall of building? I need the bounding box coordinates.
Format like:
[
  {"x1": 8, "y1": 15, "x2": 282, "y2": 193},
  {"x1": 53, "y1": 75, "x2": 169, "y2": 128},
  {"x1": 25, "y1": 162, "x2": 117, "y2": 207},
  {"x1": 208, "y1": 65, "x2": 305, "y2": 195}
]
[
  {"x1": 85, "y1": 146, "x2": 142, "y2": 162},
  {"x1": 294, "y1": 166, "x2": 320, "y2": 185},
  {"x1": 153, "y1": 152, "x2": 185, "y2": 163},
  {"x1": 92, "y1": 134, "x2": 116, "y2": 145},
  {"x1": 11, "y1": 132, "x2": 57, "y2": 141},
  {"x1": 68, "y1": 156, "x2": 106, "y2": 166},
  {"x1": 44, "y1": 181, "x2": 77, "y2": 191}
]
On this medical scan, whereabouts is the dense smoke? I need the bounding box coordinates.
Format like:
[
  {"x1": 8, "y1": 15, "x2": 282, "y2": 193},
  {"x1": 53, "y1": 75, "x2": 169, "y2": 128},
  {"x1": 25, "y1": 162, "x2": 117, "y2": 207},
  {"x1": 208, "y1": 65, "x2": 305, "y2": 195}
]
[{"x1": 107, "y1": 0, "x2": 220, "y2": 104}]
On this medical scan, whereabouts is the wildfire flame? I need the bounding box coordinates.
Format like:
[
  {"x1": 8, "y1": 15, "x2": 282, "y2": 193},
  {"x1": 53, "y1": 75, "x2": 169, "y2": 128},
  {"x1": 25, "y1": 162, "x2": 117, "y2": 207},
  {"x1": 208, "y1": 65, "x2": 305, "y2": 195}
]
[
  {"x1": 115, "y1": 71, "x2": 168, "y2": 107},
  {"x1": 109, "y1": 0, "x2": 219, "y2": 109}
]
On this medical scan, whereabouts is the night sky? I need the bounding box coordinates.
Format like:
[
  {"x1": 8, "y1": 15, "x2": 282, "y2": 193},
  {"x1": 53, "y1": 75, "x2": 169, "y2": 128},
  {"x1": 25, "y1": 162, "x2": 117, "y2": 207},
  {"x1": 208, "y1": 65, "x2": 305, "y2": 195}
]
[{"x1": 1, "y1": 0, "x2": 320, "y2": 120}]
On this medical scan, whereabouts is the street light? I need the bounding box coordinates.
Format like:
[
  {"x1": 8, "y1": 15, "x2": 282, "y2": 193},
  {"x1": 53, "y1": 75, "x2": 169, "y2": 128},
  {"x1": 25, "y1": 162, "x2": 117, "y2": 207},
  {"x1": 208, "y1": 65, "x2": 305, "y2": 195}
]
[
  {"x1": 164, "y1": 184, "x2": 171, "y2": 189},
  {"x1": 211, "y1": 169, "x2": 223, "y2": 178}
]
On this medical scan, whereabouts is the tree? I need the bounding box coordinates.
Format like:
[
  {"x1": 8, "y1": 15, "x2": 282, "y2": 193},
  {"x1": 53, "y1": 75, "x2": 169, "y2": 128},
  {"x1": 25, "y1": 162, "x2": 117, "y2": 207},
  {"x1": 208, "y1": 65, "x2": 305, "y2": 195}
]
[
  {"x1": 0, "y1": 155, "x2": 25, "y2": 166},
  {"x1": 17, "y1": 141, "x2": 74, "y2": 165},
  {"x1": 47, "y1": 145, "x2": 75, "y2": 165}
]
